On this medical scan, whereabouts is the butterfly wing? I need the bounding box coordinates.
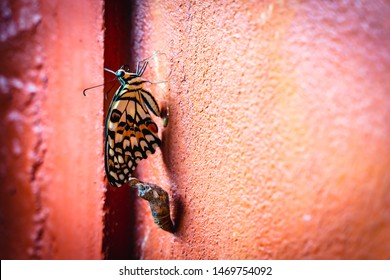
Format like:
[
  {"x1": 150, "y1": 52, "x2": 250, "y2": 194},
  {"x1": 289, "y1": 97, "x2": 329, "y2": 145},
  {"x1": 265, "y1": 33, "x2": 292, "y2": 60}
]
[{"x1": 105, "y1": 83, "x2": 161, "y2": 187}]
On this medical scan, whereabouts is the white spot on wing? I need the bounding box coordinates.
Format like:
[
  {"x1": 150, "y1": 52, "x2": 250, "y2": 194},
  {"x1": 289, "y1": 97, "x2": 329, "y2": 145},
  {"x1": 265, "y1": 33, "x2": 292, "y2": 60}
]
[
  {"x1": 123, "y1": 139, "x2": 130, "y2": 150},
  {"x1": 110, "y1": 171, "x2": 118, "y2": 180}
]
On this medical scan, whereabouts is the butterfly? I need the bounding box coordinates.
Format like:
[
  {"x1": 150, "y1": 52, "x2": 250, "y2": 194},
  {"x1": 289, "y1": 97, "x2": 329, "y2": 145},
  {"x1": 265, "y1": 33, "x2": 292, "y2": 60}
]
[
  {"x1": 104, "y1": 57, "x2": 163, "y2": 187},
  {"x1": 83, "y1": 55, "x2": 174, "y2": 233}
]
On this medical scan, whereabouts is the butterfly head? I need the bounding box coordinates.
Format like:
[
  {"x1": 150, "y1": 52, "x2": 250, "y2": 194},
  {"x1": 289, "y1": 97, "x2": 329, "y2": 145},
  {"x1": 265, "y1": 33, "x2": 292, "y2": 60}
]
[
  {"x1": 115, "y1": 66, "x2": 139, "y2": 81},
  {"x1": 115, "y1": 69, "x2": 126, "y2": 78}
]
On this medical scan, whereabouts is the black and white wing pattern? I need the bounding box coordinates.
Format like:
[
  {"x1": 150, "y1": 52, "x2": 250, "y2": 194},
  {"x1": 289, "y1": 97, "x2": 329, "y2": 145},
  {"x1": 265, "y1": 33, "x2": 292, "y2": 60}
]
[{"x1": 105, "y1": 67, "x2": 162, "y2": 187}]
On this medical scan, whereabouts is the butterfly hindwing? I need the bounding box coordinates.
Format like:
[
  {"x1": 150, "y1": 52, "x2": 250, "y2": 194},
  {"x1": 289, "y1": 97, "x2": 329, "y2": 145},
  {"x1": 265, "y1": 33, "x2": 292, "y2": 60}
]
[{"x1": 105, "y1": 74, "x2": 161, "y2": 187}]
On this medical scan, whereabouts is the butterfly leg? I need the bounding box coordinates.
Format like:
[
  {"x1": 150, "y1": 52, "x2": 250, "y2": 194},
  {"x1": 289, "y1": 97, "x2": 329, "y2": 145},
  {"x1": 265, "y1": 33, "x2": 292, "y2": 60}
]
[
  {"x1": 136, "y1": 51, "x2": 167, "y2": 76},
  {"x1": 161, "y1": 105, "x2": 169, "y2": 128},
  {"x1": 126, "y1": 177, "x2": 141, "y2": 188}
]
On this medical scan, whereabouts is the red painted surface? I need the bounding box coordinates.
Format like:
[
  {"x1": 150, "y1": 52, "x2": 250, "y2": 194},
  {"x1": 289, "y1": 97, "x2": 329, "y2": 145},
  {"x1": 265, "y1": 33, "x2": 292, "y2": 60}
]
[
  {"x1": 130, "y1": 1, "x2": 390, "y2": 259},
  {"x1": 0, "y1": 0, "x2": 104, "y2": 259},
  {"x1": 1, "y1": 0, "x2": 390, "y2": 259},
  {"x1": 102, "y1": 0, "x2": 137, "y2": 260}
]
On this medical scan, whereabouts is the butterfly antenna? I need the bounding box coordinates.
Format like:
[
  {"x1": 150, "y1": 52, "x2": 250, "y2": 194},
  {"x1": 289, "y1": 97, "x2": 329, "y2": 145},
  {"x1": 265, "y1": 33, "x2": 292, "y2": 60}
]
[
  {"x1": 83, "y1": 83, "x2": 106, "y2": 96},
  {"x1": 147, "y1": 80, "x2": 168, "y2": 85},
  {"x1": 83, "y1": 76, "x2": 117, "y2": 96},
  {"x1": 104, "y1": 82, "x2": 117, "y2": 100},
  {"x1": 104, "y1": 68, "x2": 116, "y2": 75}
]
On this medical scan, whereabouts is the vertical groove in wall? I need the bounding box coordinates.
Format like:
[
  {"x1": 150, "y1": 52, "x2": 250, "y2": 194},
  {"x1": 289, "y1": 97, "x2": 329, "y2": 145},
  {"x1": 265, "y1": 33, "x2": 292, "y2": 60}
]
[{"x1": 102, "y1": 0, "x2": 138, "y2": 259}]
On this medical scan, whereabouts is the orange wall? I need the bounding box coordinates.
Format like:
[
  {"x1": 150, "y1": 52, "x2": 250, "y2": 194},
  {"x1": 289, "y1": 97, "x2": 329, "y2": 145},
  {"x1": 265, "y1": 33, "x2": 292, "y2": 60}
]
[
  {"x1": 1, "y1": 0, "x2": 390, "y2": 259},
  {"x1": 131, "y1": 0, "x2": 390, "y2": 259},
  {"x1": 0, "y1": 0, "x2": 105, "y2": 259}
]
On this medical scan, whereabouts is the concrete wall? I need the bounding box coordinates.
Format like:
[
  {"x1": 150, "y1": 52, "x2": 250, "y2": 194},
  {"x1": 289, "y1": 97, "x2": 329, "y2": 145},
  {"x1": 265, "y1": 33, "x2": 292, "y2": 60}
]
[
  {"x1": 1, "y1": 0, "x2": 390, "y2": 259},
  {"x1": 0, "y1": 0, "x2": 104, "y2": 259}
]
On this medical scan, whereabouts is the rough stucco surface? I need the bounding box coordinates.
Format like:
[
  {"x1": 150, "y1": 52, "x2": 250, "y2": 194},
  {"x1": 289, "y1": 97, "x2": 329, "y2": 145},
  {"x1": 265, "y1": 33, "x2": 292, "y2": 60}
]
[
  {"x1": 129, "y1": 1, "x2": 390, "y2": 259},
  {"x1": 0, "y1": 0, "x2": 104, "y2": 259}
]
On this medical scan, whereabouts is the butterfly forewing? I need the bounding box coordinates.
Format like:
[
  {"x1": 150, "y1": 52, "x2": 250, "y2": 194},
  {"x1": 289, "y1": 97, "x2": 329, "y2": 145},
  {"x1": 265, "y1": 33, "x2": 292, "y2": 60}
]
[{"x1": 105, "y1": 70, "x2": 162, "y2": 187}]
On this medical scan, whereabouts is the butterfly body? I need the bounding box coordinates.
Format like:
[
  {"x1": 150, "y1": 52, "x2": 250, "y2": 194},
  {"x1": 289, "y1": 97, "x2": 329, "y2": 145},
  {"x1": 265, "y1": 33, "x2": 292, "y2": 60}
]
[{"x1": 105, "y1": 66, "x2": 162, "y2": 187}]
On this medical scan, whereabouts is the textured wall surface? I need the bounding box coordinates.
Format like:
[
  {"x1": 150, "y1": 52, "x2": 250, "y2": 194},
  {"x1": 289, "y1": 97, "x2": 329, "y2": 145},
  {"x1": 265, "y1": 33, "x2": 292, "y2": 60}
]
[
  {"x1": 130, "y1": 0, "x2": 390, "y2": 259},
  {"x1": 1, "y1": 0, "x2": 390, "y2": 260},
  {"x1": 0, "y1": 0, "x2": 105, "y2": 259}
]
